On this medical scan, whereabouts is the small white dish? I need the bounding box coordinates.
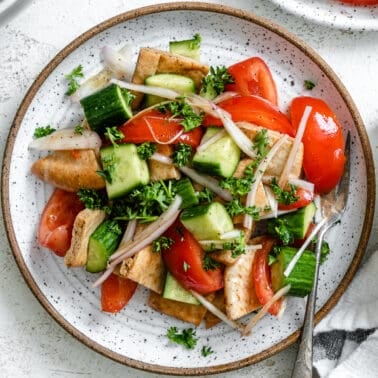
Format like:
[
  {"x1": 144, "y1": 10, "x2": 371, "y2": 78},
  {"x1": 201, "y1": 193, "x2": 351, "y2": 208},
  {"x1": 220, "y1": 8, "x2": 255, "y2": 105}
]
[
  {"x1": 2, "y1": 2, "x2": 375, "y2": 375},
  {"x1": 269, "y1": 0, "x2": 378, "y2": 30}
]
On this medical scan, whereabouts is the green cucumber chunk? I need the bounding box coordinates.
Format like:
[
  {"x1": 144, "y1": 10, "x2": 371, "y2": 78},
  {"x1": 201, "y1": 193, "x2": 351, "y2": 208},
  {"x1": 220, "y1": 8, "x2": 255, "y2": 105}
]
[
  {"x1": 175, "y1": 178, "x2": 199, "y2": 209},
  {"x1": 192, "y1": 127, "x2": 241, "y2": 178},
  {"x1": 144, "y1": 73, "x2": 196, "y2": 106},
  {"x1": 100, "y1": 143, "x2": 149, "y2": 199},
  {"x1": 80, "y1": 83, "x2": 133, "y2": 134},
  {"x1": 267, "y1": 202, "x2": 316, "y2": 242},
  {"x1": 169, "y1": 34, "x2": 201, "y2": 61},
  {"x1": 180, "y1": 202, "x2": 233, "y2": 240},
  {"x1": 86, "y1": 219, "x2": 122, "y2": 273},
  {"x1": 162, "y1": 271, "x2": 200, "y2": 305},
  {"x1": 270, "y1": 246, "x2": 316, "y2": 297}
]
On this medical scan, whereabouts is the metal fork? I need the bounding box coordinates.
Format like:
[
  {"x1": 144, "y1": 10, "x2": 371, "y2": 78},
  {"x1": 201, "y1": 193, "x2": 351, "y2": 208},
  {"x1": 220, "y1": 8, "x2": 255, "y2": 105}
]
[{"x1": 291, "y1": 132, "x2": 351, "y2": 378}]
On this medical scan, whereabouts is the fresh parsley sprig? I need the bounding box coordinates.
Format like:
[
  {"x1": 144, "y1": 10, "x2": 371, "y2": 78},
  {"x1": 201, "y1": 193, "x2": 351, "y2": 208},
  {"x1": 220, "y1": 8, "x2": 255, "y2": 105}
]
[
  {"x1": 155, "y1": 97, "x2": 203, "y2": 132},
  {"x1": 33, "y1": 125, "x2": 56, "y2": 138},
  {"x1": 65, "y1": 64, "x2": 84, "y2": 96},
  {"x1": 105, "y1": 127, "x2": 124, "y2": 146},
  {"x1": 167, "y1": 327, "x2": 198, "y2": 349},
  {"x1": 152, "y1": 236, "x2": 174, "y2": 253},
  {"x1": 200, "y1": 65, "x2": 234, "y2": 98},
  {"x1": 77, "y1": 189, "x2": 111, "y2": 214},
  {"x1": 270, "y1": 177, "x2": 298, "y2": 205},
  {"x1": 171, "y1": 143, "x2": 192, "y2": 166},
  {"x1": 137, "y1": 142, "x2": 156, "y2": 160}
]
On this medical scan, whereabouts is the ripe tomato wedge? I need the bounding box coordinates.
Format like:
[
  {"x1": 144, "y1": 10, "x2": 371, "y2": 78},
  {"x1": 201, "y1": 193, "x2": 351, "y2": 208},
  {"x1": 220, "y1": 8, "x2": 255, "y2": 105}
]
[
  {"x1": 162, "y1": 222, "x2": 224, "y2": 295},
  {"x1": 202, "y1": 96, "x2": 295, "y2": 136},
  {"x1": 118, "y1": 109, "x2": 203, "y2": 148},
  {"x1": 291, "y1": 97, "x2": 346, "y2": 194},
  {"x1": 252, "y1": 237, "x2": 282, "y2": 316},
  {"x1": 278, "y1": 187, "x2": 314, "y2": 211},
  {"x1": 339, "y1": 0, "x2": 378, "y2": 4},
  {"x1": 225, "y1": 57, "x2": 278, "y2": 105},
  {"x1": 38, "y1": 188, "x2": 84, "y2": 257},
  {"x1": 101, "y1": 273, "x2": 138, "y2": 313}
]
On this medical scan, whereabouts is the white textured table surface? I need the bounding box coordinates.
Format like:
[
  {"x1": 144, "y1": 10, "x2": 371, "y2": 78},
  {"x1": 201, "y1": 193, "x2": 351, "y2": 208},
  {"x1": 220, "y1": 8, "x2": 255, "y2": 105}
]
[{"x1": 0, "y1": 1, "x2": 377, "y2": 377}]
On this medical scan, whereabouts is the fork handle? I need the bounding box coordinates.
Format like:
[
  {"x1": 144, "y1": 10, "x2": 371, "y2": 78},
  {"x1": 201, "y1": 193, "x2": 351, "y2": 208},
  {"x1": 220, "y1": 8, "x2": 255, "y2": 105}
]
[{"x1": 291, "y1": 227, "x2": 326, "y2": 378}]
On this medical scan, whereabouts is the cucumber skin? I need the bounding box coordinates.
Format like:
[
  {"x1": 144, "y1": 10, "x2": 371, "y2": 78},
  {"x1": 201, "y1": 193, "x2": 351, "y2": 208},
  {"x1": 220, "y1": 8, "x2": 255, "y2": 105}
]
[
  {"x1": 162, "y1": 271, "x2": 200, "y2": 305},
  {"x1": 175, "y1": 178, "x2": 199, "y2": 209},
  {"x1": 272, "y1": 246, "x2": 316, "y2": 297},
  {"x1": 80, "y1": 84, "x2": 133, "y2": 134},
  {"x1": 180, "y1": 202, "x2": 234, "y2": 240},
  {"x1": 267, "y1": 202, "x2": 316, "y2": 240},
  {"x1": 169, "y1": 39, "x2": 200, "y2": 61},
  {"x1": 100, "y1": 144, "x2": 150, "y2": 200},
  {"x1": 192, "y1": 127, "x2": 241, "y2": 178},
  {"x1": 86, "y1": 219, "x2": 122, "y2": 273}
]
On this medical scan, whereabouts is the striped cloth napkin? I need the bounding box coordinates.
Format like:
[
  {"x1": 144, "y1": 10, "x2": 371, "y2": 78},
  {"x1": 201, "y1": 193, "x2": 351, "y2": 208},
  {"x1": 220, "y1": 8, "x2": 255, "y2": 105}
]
[{"x1": 313, "y1": 250, "x2": 378, "y2": 377}]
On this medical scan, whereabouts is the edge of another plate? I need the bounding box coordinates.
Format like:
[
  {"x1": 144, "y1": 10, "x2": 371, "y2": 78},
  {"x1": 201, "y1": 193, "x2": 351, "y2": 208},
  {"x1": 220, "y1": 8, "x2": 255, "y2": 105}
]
[{"x1": 1, "y1": 2, "x2": 375, "y2": 375}]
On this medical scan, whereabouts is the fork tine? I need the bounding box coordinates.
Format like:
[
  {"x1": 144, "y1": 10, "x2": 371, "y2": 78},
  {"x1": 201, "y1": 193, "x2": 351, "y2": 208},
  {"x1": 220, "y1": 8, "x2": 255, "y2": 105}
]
[{"x1": 335, "y1": 131, "x2": 351, "y2": 208}]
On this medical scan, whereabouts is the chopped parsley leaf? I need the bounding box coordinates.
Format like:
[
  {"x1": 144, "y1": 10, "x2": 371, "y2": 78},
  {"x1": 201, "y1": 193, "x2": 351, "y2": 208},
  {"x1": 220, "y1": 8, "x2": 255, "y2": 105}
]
[
  {"x1": 152, "y1": 236, "x2": 174, "y2": 253},
  {"x1": 304, "y1": 80, "x2": 316, "y2": 90},
  {"x1": 77, "y1": 189, "x2": 110, "y2": 213},
  {"x1": 172, "y1": 143, "x2": 192, "y2": 166},
  {"x1": 65, "y1": 64, "x2": 84, "y2": 96},
  {"x1": 167, "y1": 327, "x2": 198, "y2": 349},
  {"x1": 270, "y1": 177, "x2": 298, "y2": 205},
  {"x1": 203, "y1": 254, "x2": 220, "y2": 271},
  {"x1": 201, "y1": 346, "x2": 214, "y2": 357},
  {"x1": 104, "y1": 127, "x2": 124, "y2": 146},
  {"x1": 201, "y1": 65, "x2": 234, "y2": 97},
  {"x1": 155, "y1": 97, "x2": 203, "y2": 132},
  {"x1": 137, "y1": 142, "x2": 156, "y2": 160},
  {"x1": 74, "y1": 124, "x2": 84, "y2": 135},
  {"x1": 33, "y1": 125, "x2": 56, "y2": 138}
]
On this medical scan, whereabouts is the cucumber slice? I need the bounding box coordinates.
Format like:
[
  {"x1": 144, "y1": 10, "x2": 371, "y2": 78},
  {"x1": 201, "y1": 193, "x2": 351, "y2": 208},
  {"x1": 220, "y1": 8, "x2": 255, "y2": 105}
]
[
  {"x1": 270, "y1": 246, "x2": 316, "y2": 297},
  {"x1": 180, "y1": 202, "x2": 234, "y2": 241},
  {"x1": 175, "y1": 178, "x2": 199, "y2": 209},
  {"x1": 100, "y1": 143, "x2": 149, "y2": 199},
  {"x1": 162, "y1": 272, "x2": 200, "y2": 305},
  {"x1": 80, "y1": 83, "x2": 133, "y2": 134},
  {"x1": 192, "y1": 127, "x2": 241, "y2": 178},
  {"x1": 267, "y1": 202, "x2": 317, "y2": 242},
  {"x1": 169, "y1": 34, "x2": 201, "y2": 61},
  {"x1": 144, "y1": 73, "x2": 196, "y2": 106},
  {"x1": 86, "y1": 219, "x2": 122, "y2": 273}
]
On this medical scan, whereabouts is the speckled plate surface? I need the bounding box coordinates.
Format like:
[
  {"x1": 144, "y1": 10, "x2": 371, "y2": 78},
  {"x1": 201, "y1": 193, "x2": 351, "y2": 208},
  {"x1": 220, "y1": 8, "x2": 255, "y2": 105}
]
[
  {"x1": 269, "y1": 0, "x2": 378, "y2": 30},
  {"x1": 2, "y1": 2, "x2": 375, "y2": 375}
]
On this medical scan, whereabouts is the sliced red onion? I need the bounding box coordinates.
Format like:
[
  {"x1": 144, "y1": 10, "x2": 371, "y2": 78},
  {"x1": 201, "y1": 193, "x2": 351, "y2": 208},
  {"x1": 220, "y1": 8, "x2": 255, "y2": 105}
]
[
  {"x1": 283, "y1": 217, "x2": 327, "y2": 277},
  {"x1": 288, "y1": 177, "x2": 315, "y2": 193},
  {"x1": 110, "y1": 78, "x2": 179, "y2": 100},
  {"x1": 245, "y1": 244, "x2": 262, "y2": 252},
  {"x1": 213, "y1": 107, "x2": 258, "y2": 159},
  {"x1": 196, "y1": 129, "x2": 226, "y2": 153},
  {"x1": 264, "y1": 185, "x2": 278, "y2": 219},
  {"x1": 212, "y1": 91, "x2": 239, "y2": 104},
  {"x1": 28, "y1": 128, "x2": 102, "y2": 151},
  {"x1": 93, "y1": 195, "x2": 182, "y2": 288},
  {"x1": 243, "y1": 284, "x2": 291, "y2": 336},
  {"x1": 179, "y1": 166, "x2": 232, "y2": 202},
  {"x1": 150, "y1": 152, "x2": 173, "y2": 165},
  {"x1": 120, "y1": 219, "x2": 137, "y2": 245},
  {"x1": 198, "y1": 240, "x2": 225, "y2": 249},
  {"x1": 244, "y1": 135, "x2": 289, "y2": 230},
  {"x1": 220, "y1": 229, "x2": 243, "y2": 240},
  {"x1": 190, "y1": 290, "x2": 245, "y2": 333},
  {"x1": 278, "y1": 105, "x2": 312, "y2": 188},
  {"x1": 258, "y1": 209, "x2": 297, "y2": 220},
  {"x1": 101, "y1": 45, "x2": 133, "y2": 81},
  {"x1": 186, "y1": 94, "x2": 219, "y2": 118}
]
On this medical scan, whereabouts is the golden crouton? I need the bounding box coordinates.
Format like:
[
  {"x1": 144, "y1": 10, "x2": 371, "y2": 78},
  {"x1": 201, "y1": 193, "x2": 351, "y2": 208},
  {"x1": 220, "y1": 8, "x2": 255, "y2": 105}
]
[{"x1": 31, "y1": 149, "x2": 105, "y2": 192}]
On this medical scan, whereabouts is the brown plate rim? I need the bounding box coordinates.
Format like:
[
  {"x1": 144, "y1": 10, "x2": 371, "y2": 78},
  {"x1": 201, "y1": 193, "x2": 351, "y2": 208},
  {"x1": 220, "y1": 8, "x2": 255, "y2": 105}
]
[{"x1": 1, "y1": 2, "x2": 375, "y2": 375}]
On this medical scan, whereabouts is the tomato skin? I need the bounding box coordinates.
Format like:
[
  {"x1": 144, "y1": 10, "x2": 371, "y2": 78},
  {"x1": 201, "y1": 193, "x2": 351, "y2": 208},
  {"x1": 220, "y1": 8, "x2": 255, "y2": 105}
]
[
  {"x1": 38, "y1": 189, "x2": 84, "y2": 257},
  {"x1": 290, "y1": 97, "x2": 346, "y2": 194},
  {"x1": 252, "y1": 237, "x2": 282, "y2": 316},
  {"x1": 226, "y1": 57, "x2": 278, "y2": 105},
  {"x1": 162, "y1": 222, "x2": 224, "y2": 295},
  {"x1": 118, "y1": 109, "x2": 203, "y2": 148},
  {"x1": 101, "y1": 273, "x2": 138, "y2": 313},
  {"x1": 278, "y1": 187, "x2": 314, "y2": 211},
  {"x1": 202, "y1": 96, "x2": 295, "y2": 136},
  {"x1": 339, "y1": 0, "x2": 378, "y2": 4}
]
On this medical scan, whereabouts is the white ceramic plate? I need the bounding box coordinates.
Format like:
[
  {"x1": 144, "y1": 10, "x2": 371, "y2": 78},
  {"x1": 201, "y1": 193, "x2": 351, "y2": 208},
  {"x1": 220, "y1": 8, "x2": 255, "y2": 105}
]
[
  {"x1": 2, "y1": 3, "x2": 375, "y2": 375},
  {"x1": 0, "y1": 0, "x2": 31, "y2": 24},
  {"x1": 269, "y1": 0, "x2": 378, "y2": 30}
]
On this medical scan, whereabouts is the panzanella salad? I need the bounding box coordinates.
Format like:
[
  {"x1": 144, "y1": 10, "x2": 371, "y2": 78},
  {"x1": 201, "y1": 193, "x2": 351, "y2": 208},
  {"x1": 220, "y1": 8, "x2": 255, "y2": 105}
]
[{"x1": 29, "y1": 34, "x2": 346, "y2": 340}]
